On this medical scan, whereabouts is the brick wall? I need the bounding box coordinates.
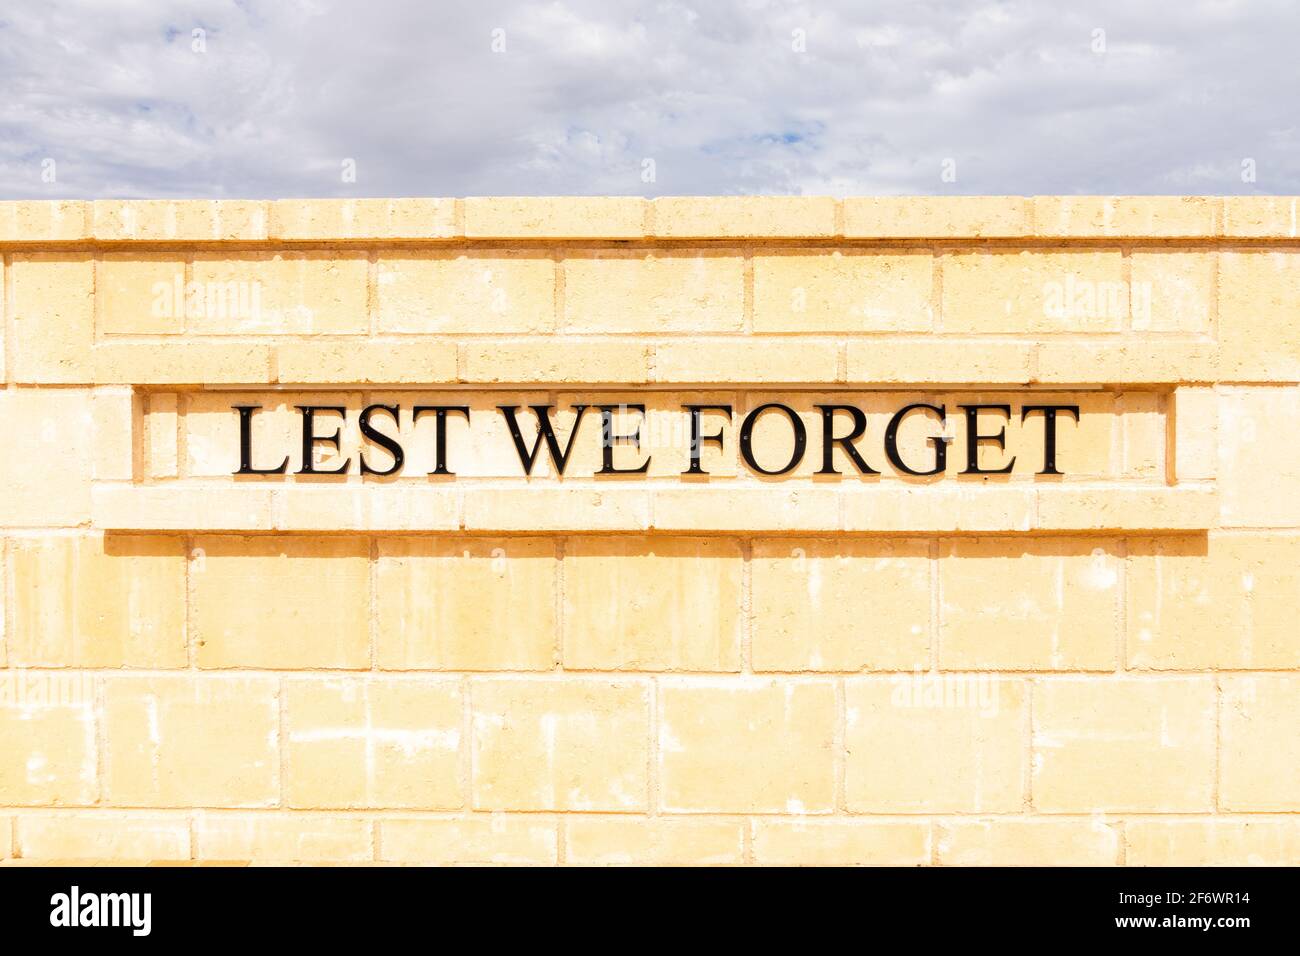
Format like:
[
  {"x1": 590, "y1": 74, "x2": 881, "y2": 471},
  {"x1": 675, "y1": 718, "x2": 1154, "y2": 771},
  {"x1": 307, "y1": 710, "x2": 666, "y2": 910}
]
[{"x1": 0, "y1": 196, "x2": 1297, "y2": 865}]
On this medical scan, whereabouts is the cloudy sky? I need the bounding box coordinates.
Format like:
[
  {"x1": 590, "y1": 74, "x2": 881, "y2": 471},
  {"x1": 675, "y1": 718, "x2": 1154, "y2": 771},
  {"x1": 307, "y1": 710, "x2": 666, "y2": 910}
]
[{"x1": 2, "y1": 0, "x2": 1295, "y2": 198}]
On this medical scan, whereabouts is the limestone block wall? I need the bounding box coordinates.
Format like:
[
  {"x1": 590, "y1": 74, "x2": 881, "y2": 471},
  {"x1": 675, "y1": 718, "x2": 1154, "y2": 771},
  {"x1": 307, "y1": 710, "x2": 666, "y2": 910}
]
[{"x1": 0, "y1": 196, "x2": 1297, "y2": 865}]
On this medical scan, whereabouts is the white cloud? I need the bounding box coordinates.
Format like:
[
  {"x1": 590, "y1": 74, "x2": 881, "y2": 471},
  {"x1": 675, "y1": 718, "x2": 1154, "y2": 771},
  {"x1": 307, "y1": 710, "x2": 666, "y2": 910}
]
[{"x1": 1, "y1": 0, "x2": 1296, "y2": 197}]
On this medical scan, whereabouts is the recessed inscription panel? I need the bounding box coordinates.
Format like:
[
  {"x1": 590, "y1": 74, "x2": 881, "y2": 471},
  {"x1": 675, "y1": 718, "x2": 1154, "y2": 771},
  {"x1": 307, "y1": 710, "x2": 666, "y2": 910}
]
[{"x1": 152, "y1": 389, "x2": 1167, "y2": 483}]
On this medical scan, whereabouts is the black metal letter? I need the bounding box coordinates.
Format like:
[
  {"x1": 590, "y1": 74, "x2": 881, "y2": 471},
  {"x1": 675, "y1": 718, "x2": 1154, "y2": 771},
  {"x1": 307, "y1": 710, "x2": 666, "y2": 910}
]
[
  {"x1": 234, "y1": 405, "x2": 288, "y2": 475},
  {"x1": 359, "y1": 404, "x2": 404, "y2": 476},
  {"x1": 884, "y1": 403, "x2": 948, "y2": 476},
  {"x1": 497, "y1": 405, "x2": 588, "y2": 475},
  {"x1": 958, "y1": 404, "x2": 1016, "y2": 475},
  {"x1": 296, "y1": 405, "x2": 350, "y2": 475},
  {"x1": 740, "y1": 403, "x2": 807, "y2": 476},
  {"x1": 412, "y1": 405, "x2": 470, "y2": 475},
  {"x1": 1021, "y1": 404, "x2": 1080, "y2": 475},
  {"x1": 597, "y1": 404, "x2": 650, "y2": 474},
  {"x1": 682, "y1": 405, "x2": 732, "y2": 475},
  {"x1": 815, "y1": 404, "x2": 878, "y2": 475}
]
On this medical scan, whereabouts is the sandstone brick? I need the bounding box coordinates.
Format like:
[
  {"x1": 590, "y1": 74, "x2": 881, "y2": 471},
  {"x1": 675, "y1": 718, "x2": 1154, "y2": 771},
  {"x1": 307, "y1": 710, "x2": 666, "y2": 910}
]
[
  {"x1": 937, "y1": 818, "x2": 1119, "y2": 866},
  {"x1": 1034, "y1": 486, "x2": 1217, "y2": 531},
  {"x1": 1128, "y1": 534, "x2": 1300, "y2": 669},
  {"x1": 471, "y1": 678, "x2": 650, "y2": 812},
  {"x1": 273, "y1": 485, "x2": 460, "y2": 532},
  {"x1": 271, "y1": 198, "x2": 456, "y2": 240},
  {"x1": 751, "y1": 538, "x2": 929, "y2": 671},
  {"x1": 1220, "y1": 675, "x2": 1300, "y2": 811},
  {"x1": 1223, "y1": 196, "x2": 1299, "y2": 238},
  {"x1": 1119, "y1": 389, "x2": 1168, "y2": 481},
  {"x1": 845, "y1": 340, "x2": 1034, "y2": 384},
  {"x1": 842, "y1": 196, "x2": 1030, "y2": 238},
  {"x1": 194, "y1": 812, "x2": 371, "y2": 862},
  {"x1": 1032, "y1": 677, "x2": 1215, "y2": 812},
  {"x1": 465, "y1": 197, "x2": 644, "y2": 239},
  {"x1": 377, "y1": 251, "x2": 554, "y2": 333},
  {"x1": 103, "y1": 675, "x2": 278, "y2": 808},
  {"x1": 17, "y1": 813, "x2": 190, "y2": 860},
  {"x1": 942, "y1": 250, "x2": 1125, "y2": 333},
  {"x1": 0, "y1": 817, "x2": 9, "y2": 858},
  {"x1": 0, "y1": 684, "x2": 96, "y2": 805},
  {"x1": 652, "y1": 339, "x2": 837, "y2": 383},
  {"x1": 11, "y1": 254, "x2": 94, "y2": 383},
  {"x1": 0, "y1": 388, "x2": 93, "y2": 527},
  {"x1": 841, "y1": 486, "x2": 1034, "y2": 533},
  {"x1": 565, "y1": 817, "x2": 744, "y2": 865},
  {"x1": 939, "y1": 538, "x2": 1120, "y2": 671},
  {"x1": 463, "y1": 487, "x2": 649, "y2": 532},
  {"x1": 88, "y1": 199, "x2": 164, "y2": 239},
  {"x1": 98, "y1": 253, "x2": 187, "y2": 334},
  {"x1": 376, "y1": 538, "x2": 555, "y2": 670},
  {"x1": 659, "y1": 678, "x2": 835, "y2": 813},
  {"x1": 652, "y1": 487, "x2": 838, "y2": 532},
  {"x1": 277, "y1": 340, "x2": 457, "y2": 384},
  {"x1": 844, "y1": 677, "x2": 1027, "y2": 812},
  {"x1": 752, "y1": 250, "x2": 933, "y2": 333},
  {"x1": 1128, "y1": 251, "x2": 1215, "y2": 334},
  {"x1": 284, "y1": 677, "x2": 462, "y2": 809},
  {"x1": 0, "y1": 200, "x2": 88, "y2": 241},
  {"x1": 146, "y1": 392, "x2": 178, "y2": 478},
  {"x1": 1173, "y1": 386, "x2": 1218, "y2": 481},
  {"x1": 189, "y1": 252, "x2": 368, "y2": 334},
  {"x1": 1218, "y1": 251, "x2": 1300, "y2": 381},
  {"x1": 1126, "y1": 818, "x2": 1300, "y2": 866},
  {"x1": 751, "y1": 820, "x2": 929, "y2": 865},
  {"x1": 1034, "y1": 341, "x2": 1218, "y2": 384},
  {"x1": 91, "y1": 386, "x2": 136, "y2": 481},
  {"x1": 93, "y1": 200, "x2": 268, "y2": 241},
  {"x1": 563, "y1": 537, "x2": 741, "y2": 671},
  {"x1": 1217, "y1": 386, "x2": 1300, "y2": 526},
  {"x1": 191, "y1": 536, "x2": 369, "y2": 669},
  {"x1": 1033, "y1": 196, "x2": 1221, "y2": 237},
  {"x1": 92, "y1": 486, "x2": 276, "y2": 532},
  {"x1": 9, "y1": 533, "x2": 186, "y2": 668},
  {"x1": 93, "y1": 342, "x2": 274, "y2": 384},
  {"x1": 186, "y1": 200, "x2": 271, "y2": 241},
  {"x1": 563, "y1": 250, "x2": 743, "y2": 333},
  {"x1": 379, "y1": 816, "x2": 557, "y2": 864},
  {"x1": 461, "y1": 341, "x2": 650, "y2": 383},
  {"x1": 652, "y1": 196, "x2": 836, "y2": 238}
]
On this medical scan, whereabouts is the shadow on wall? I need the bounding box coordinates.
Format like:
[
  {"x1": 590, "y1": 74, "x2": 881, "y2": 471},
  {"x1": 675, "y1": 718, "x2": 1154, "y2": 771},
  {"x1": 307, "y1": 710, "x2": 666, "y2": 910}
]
[{"x1": 102, "y1": 531, "x2": 1211, "y2": 558}]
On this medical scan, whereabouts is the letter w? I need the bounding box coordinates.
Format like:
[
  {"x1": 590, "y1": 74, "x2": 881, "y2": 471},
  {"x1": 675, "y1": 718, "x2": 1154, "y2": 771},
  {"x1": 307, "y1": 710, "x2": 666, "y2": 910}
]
[{"x1": 497, "y1": 405, "x2": 589, "y2": 475}]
